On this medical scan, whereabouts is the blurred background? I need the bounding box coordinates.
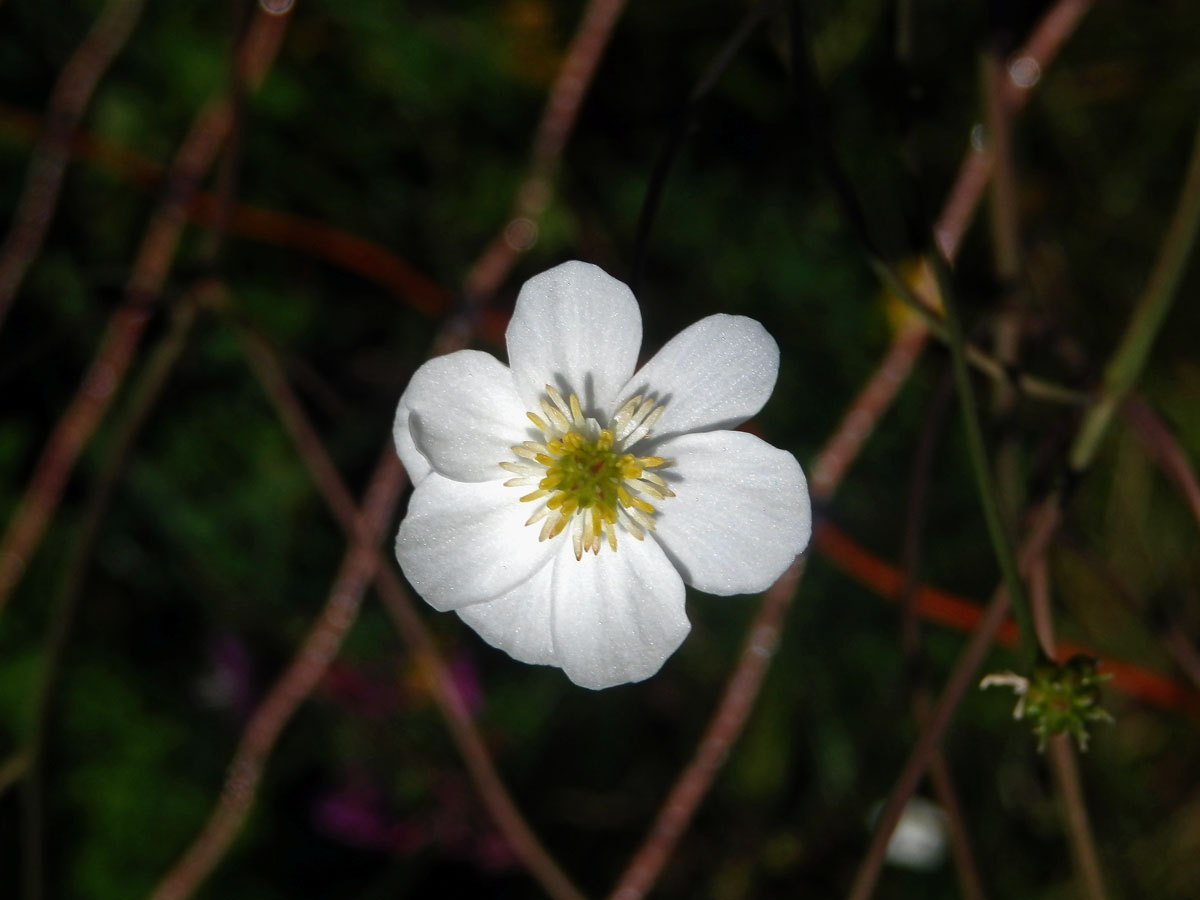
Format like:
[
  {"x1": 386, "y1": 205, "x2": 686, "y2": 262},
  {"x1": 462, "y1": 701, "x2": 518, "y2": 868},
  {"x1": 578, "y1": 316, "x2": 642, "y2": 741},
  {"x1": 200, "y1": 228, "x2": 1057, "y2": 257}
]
[{"x1": 1, "y1": 0, "x2": 1199, "y2": 897}]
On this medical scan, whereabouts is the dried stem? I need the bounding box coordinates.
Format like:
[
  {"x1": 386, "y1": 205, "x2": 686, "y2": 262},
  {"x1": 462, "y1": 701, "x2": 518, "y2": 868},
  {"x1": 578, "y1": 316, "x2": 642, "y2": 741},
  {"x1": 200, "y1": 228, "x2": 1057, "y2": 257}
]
[
  {"x1": 150, "y1": 441, "x2": 407, "y2": 900},
  {"x1": 374, "y1": 571, "x2": 589, "y2": 900},
  {"x1": 845, "y1": 132, "x2": 1200, "y2": 877},
  {"x1": 1029, "y1": 557, "x2": 1109, "y2": 900},
  {"x1": 899, "y1": 374, "x2": 988, "y2": 900},
  {"x1": 608, "y1": 3, "x2": 1099, "y2": 894},
  {"x1": 931, "y1": 250, "x2": 1040, "y2": 665},
  {"x1": 227, "y1": 318, "x2": 587, "y2": 900},
  {"x1": 846, "y1": 501, "x2": 1063, "y2": 900},
  {"x1": 179, "y1": 9, "x2": 637, "y2": 880},
  {"x1": 849, "y1": 584, "x2": 1015, "y2": 900},
  {"x1": 916, "y1": 695, "x2": 989, "y2": 900},
  {"x1": 608, "y1": 560, "x2": 806, "y2": 900},
  {"x1": 0, "y1": 6, "x2": 290, "y2": 618},
  {"x1": 0, "y1": 0, "x2": 146, "y2": 332},
  {"x1": 983, "y1": 46, "x2": 1028, "y2": 534},
  {"x1": 462, "y1": 0, "x2": 628, "y2": 303},
  {"x1": 1049, "y1": 735, "x2": 1109, "y2": 900},
  {"x1": 935, "y1": 0, "x2": 1096, "y2": 258},
  {"x1": 1122, "y1": 395, "x2": 1200, "y2": 535},
  {"x1": 20, "y1": 293, "x2": 199, "y2": 900},
  {"x1": 0, "y1": 106, "x2": 457, "y2": 323}
]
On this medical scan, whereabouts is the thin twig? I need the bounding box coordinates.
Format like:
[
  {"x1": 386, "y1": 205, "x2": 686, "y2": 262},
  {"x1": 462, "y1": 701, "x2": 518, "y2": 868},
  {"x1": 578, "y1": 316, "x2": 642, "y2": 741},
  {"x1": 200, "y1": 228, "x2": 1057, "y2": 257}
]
[
  {"x1": 1069, "y1": 116, "x2": 1200, "y2": 471},
  {"x1": 1029, "y1": 556, "x2": 1110, "y2": 900},
  {"x1": 1122, "y1": 395, "x2": 1200, "y2": 535},
  {"x1": 227, "y1": 319, "x2": 587, "y2": 900},
  {"x1": 1049, "y1": 736, "x2": 1109, "y2": 900},
  {"x1": 935, "y1": 0, "x2": 1096, "y2": 257},
  {"x1": 898, "y1": 373, "x2": 988, "y2": 900},
  {"x1": 375, "y1": 571, "x2": 590, "y2": 900},
  {"x1": 607, "y1": 2, "x2": 1099, "y2": 894},
  {"x1": 609, "y1": 560, "x2": 806, "y2": 900},
  {"x1": 462, "y1": 0, "x2": 629, "y2": 303},
  {"x1": 899, "y1": 365, "x2": 955, "y2": 661},
  {"x1": 0, "y1": 106, "x2": 456, "y2": 323},
  {"x1": 149, "y1": 440, "x2": 406, "y2": 900},
  {"x1": 930, "y1": 250, "x2": 1040, "y2": 665},
  {"x1": 983, "y1": 47, "x2": 1028, "y2": 533},
  {"x1": 841, "y1": 117, "x2": 1200, "y2": 885},
  {"x1": 20, "y1": 293, "x2": 199, "y2": 900},
  {"x1": 849, "y1": 585, "x2": 1015, "y2": 900},
  {"x1": 0, "y1": 6, "x2": 290, "y2": 618},
  {"x1": 817, "y1": 523, "x2": 1200, "y2": 717},
  {"x1": 866, "y1": 258, "x2": 1087, "y2": 407},
  {"x1": 0, "y1": 0, "x2": 147, "y2": 332},
  {"x1": 631, "y1": 1, "x2": 773, "y2": 290},
  {"x1": 846, "y1": 501, "x2": 1062, "y2": 900},
  {"x1": 916, "y1": 695, "x2": 989, "y2": 900}
]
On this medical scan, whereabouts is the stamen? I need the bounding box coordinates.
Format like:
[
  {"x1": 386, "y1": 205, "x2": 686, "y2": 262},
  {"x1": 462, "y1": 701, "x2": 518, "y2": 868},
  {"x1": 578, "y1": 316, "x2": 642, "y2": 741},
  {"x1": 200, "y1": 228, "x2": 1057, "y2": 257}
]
[
  {"x1": 626, "y1": 507, "x2": 656, "y2": 531},
  {"x1": 541, "y1": 398, "x2": 571, "y2": 433},
  {"x1": 501, "y1": 387, "x2": 673, "y2": 558},
  {"x1": 571, "y1": 514, "x2": 585, "y2": 561},
  {"x1": 503, "y1": 476, "x2": 540, "y2": 487},
  {"x1": 631, "y1": 479, "x2": 669, "y2": 499},
  {"x1": 623, "y1": 404, "x2": 665, "y2": 446},
  {"x1": 617, "y1": 507, "x2": 646, "y2": 540},
  {"x1": 499, "y1": 460, "x2": 542, "y2": 476},
  {"x1": 545, "y1": 384, "x2": 571, "y2": 418},
  {"x1": 611, "y1": 395, "x2": 642, "y2": 434}
]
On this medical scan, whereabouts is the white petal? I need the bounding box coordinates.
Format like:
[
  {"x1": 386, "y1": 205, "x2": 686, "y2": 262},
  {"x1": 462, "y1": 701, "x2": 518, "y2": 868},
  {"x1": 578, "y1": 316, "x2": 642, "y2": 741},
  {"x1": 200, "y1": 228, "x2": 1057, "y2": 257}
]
[
  {"x1": 393, "y1": 399, "x2": 432, "y2": 485},
  {"x1": 456, "y1": 561, "x2": 557, "y2": 666},
  {"x1": 396, "y1": 474, "x2": 557, "y2": 611},
  {"x1": 403, "y1": 350, "x2": 530, "y2": 482},
  {"x1": 620, "y1": 315, "x2": 779, "y2": 439},
  {"x1": 506, "y1": 261, "x2": 642, "y2": 417},
  {"x1": 550, "y1": 536, "x2": 689, "y2": 690},
  {"x1": 651, "y1": 430, "x2": 810, "y2": 596}
]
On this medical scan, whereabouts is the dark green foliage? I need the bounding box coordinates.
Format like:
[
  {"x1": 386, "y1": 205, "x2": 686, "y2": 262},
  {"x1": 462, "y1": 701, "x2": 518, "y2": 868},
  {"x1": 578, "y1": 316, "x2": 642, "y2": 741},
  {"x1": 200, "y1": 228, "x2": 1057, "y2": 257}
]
[{"x1": 2, "y1": 1, "x2": 1199, "y2": 898}]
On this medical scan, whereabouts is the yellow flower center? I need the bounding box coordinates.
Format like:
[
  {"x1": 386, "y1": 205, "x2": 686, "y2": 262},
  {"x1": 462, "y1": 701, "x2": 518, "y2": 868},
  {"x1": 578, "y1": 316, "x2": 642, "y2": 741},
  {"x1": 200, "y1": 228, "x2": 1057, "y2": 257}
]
[{"x1": 499, "y1": 385, "x2": 673, "y2": 559}]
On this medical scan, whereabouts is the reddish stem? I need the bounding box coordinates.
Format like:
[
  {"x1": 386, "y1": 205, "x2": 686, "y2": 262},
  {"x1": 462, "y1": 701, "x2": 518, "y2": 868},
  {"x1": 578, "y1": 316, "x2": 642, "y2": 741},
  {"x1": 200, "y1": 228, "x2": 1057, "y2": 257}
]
[
  {"x1": 149, "y1": 443, "x2": 406, "y2": 900},
  {"x1": 0, "y1": 0, "x2": 147, "y2": 332},
  {"x1": 229, "y1": 320, "x2": 587, "y2": 900},
  {"x1": 463, "y1": 0, "x2": 628, "y2": 300},
  {"x1": 0, "y1": 8, "x2": 290, "y2": 617},
  {"x1": 608, "y1": 4, "x2": 1100, "y2": 893}
]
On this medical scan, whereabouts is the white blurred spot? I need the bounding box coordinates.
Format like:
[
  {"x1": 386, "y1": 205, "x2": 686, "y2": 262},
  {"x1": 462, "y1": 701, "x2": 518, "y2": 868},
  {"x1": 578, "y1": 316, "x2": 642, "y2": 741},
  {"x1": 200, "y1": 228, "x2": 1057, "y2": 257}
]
[
  {"x1": 259, "y1": 0, "x2": 294, "y2": 14},
  {"x1": 1008, "y1": 56, "x2": 1041, "y2": 89},
  {"x1": 871, "y1": 796, "x2": 949, "y2": 871}
]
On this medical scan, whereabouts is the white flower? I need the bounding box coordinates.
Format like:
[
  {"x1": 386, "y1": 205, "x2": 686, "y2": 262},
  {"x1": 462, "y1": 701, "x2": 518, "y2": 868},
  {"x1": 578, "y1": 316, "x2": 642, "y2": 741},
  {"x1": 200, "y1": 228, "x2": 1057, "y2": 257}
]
[{"x1": 394, "y1": 261, "x2": 811, "y2": 689}]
